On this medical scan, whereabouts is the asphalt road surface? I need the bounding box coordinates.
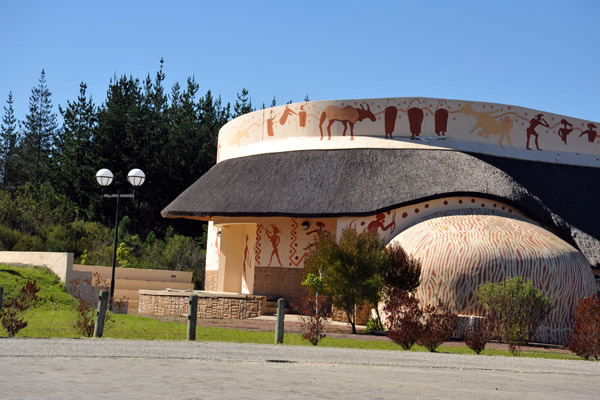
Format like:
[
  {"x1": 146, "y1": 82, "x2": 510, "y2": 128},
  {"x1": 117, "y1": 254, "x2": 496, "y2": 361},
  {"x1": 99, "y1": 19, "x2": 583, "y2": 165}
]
[{"x1": 1, "y1": 338, "x2": 598, "y2": 399}]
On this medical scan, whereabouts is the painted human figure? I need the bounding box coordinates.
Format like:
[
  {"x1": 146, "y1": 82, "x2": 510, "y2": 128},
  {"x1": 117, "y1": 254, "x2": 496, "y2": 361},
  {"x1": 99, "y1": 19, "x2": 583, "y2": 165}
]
[
  {"x1": 265, "y1": 225, "x2": 282, "y2": 266},
  {"x1": 367, "y1": 212, "x2": 396, "y2": 235},
  {"x1": 384, "y1": 106, "x2": 398, "y2": 138},
  {"x1": 242, "y1": 234, "x2": 250, "y2": 276},
  {"x1": 526, "y1": 113, "x2": 549, "y2": 151},
  {"x1": 303, "y1": 222, "x2": 329, "y2": 251},
  {"x1": 580, "y1": 123, "x2": 598, "y2": 143},
  {"x1": 298, "y1": 105, "x2": 307, "y2": 127},
  {"x1": 408, "y1": 107, "x2": 424, "y2": 139},
  {"x1": 267, "y1": 110, "x2": 277, "y2": 136},
  {"x1": 434, "y1": 100, "x2": 448, "y2": 136},
  {"x1": 279, "y1": 105, "x2": 297, "y2": 125},
  {"x1": 557, "y1": 119, "x2": 573, "y2": 145}
]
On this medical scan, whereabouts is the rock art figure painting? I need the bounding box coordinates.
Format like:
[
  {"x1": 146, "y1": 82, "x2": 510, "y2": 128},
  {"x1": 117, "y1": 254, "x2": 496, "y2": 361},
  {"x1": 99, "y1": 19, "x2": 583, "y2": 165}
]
[
  {"x1": 526, "y1": 113, "x2": 549, "y2": 151},
  {"x1": 265, "y1": 225, "x2": 282, "y2": 266},
  {"x1": 384, "y1": 106, "x2": 398, "y2": 138},
  {"x1": 243, "y1": 234, "x2": 250, "y2": 276},
  {"x1": 279, "y1": 104, "x2": 296, "y2": 125},
  {"x1": 434, "y1": 101, "x2": 448, "y2": 136},
  {"x1": 303, "y1": 221, "x2": 330, "y2": 251},
  {"x1": 407, "y1": 99, "x2": 424, "y2": 139},
  {"x1": 318, "y1": 103, "x2": 376, "y2": 140},
  {"x1": 580, "y1": 123, "x2": 598, "y2": 143},
  {"x1": 458, "y1": 103, "x2": 513, "y2": 148},
  {"x1": 558, "y1": 119, "x2": 573, "y2": 145},
  {"x1": 298, "y1": 105, "x2": 307, "y2": 127},
  {"x1": 367, "y1": 212, "x2": 396, "y2": 235},
  {"x1": 267, "y1": 110, "x2": 277, "y2": 137}
]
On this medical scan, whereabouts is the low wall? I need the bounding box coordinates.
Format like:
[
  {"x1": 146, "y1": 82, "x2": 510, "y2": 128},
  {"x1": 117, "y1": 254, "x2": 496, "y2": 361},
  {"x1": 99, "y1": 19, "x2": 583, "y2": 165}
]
[
  {"x1": 253, "y1": 266, "x2": 305, "y2": 307},
  {"x1": 331, "y1": 304, "x2": 372, "y2": 326},
  {"x1": 205, "y1": 270, "x2": 218, "y2": 291},
  {"x1": 138, "y1": 290, "x2": 266, "y2": 319},
  {"x1": 0, "y1": 251, "x2": 74, "y2": 282}
]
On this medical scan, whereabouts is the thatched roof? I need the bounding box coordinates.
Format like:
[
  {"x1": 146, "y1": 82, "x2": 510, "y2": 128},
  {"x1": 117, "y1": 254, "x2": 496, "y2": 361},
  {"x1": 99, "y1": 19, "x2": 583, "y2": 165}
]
[{"x1": 162, "y1": 149, "x2": 600, "y2": 266}]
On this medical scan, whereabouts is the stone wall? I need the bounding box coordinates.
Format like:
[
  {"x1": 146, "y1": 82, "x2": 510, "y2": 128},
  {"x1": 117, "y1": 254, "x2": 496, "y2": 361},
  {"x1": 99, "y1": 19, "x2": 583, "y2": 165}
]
[
  {"x1": 331, "y1": 304, "x2": 372, "y2": 326},
  {"x1": 205, "y1": 270, "x2": 218, "y2": 291},
  {"x1": 253, "y1": 266, "x2": 305, "y2": 307},
  {"x1": 138, "y1": 290, "x2": 266, "y2": 319}
]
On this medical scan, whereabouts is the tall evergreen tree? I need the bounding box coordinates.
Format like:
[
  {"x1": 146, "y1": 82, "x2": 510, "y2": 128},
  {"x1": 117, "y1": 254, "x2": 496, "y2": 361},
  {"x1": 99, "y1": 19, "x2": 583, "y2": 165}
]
[
  {"x1": 0, "y1": 92, "x2": 20, "y2": 189},
  {"x1": 233, "y1": 88, "x2": 253, "y2": 117},
  {"x1": 19, "y1": 69, "x2": 59, "y2": 183},
  {"x1": 55, "y1": 82, "x2": 98, "y2": 216},
  {"x1": 94, "y1": 74, "x2": 145, "y2": 228}
]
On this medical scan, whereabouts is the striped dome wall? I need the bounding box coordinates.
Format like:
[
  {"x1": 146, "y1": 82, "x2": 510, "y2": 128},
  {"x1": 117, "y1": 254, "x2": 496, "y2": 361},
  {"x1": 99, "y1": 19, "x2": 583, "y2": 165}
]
[{"x1": 390, "y1": 213, "x2": 596, "y2": 344}]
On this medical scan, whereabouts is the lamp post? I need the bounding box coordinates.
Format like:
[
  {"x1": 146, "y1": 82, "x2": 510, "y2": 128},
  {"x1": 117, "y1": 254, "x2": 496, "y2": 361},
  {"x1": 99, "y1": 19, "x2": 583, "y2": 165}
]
[{"x1": 96, "y1": 168, "x2": 145, "y2": 309}]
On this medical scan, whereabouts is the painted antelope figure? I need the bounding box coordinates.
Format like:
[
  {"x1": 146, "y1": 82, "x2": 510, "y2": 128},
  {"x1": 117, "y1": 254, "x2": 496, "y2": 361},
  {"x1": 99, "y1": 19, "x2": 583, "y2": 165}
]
[
  {"x1": 319, "y1": 103, "x2": 376, "y2": 140},
  {"x1": 458, "y1": 103, "x2": 514, "y2": 148}
]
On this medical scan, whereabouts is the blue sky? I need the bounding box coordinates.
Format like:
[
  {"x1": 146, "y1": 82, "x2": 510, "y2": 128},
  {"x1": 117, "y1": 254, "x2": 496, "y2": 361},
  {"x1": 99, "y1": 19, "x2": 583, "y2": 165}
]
[{"x1": 1, "y1": 0, "x2": 599, "y2": 123}]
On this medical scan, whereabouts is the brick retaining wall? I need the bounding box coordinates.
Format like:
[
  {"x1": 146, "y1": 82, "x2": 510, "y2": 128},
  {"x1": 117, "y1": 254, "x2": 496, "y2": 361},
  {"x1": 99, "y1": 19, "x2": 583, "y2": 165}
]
[
  {"x1": 253, "y1": 266, "x2": 305, "y2": 307},
  {"x1": 205, "y1": 270, "x2": 218, "y2": 291},
  {"x1": 138, "y1": 290, "x2": 266, "y2": 319},
  {"x1": 331, "y1": 304, "x2": 372, "y2": 325}
]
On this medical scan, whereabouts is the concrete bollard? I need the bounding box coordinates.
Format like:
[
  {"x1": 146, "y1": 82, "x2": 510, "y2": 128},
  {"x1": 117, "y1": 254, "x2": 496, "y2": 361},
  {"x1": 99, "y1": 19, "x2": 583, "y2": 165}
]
[
  {"x1": 275, "y1": 298, "x2": 285, "y2": 344},
  {"x1": 94, "y1": 290, "x2": 109, "y2": 338},
  {"x1": 187, "y1": 294, "x2": 198, "y2": 341}
]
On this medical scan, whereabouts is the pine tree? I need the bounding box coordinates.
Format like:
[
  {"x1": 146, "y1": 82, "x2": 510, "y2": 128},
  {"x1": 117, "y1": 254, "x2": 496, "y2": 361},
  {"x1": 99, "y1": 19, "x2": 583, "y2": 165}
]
[
  {"x1": 55, "y1": 82, "x2": 98, "y2": 216},
  {"x1": 0, "y1": 92, "x2": 20, "y2": 189},
  {"x1": 233, "y1": 88, "x2": 253, "y2": 117},
  {"x1": 19, "y1": 69, "x2": 59, "y2": 183}
]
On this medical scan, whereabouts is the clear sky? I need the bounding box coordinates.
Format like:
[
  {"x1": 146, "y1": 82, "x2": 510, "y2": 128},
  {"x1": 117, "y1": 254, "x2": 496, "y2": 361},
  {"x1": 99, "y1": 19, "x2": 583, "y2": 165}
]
[{"x1": 1, "y1": 0, "x2": 599, "y2": 124}]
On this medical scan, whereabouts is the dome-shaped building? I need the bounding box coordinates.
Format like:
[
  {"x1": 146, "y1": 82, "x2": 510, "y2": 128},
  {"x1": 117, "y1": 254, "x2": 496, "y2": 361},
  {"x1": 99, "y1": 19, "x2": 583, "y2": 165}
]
[
  {"x1": 390, "y1": 212, "x2": 596, "y2": 344},
  {"x1": 161, "y1": 97, "x2": 600, "y2": 343}
]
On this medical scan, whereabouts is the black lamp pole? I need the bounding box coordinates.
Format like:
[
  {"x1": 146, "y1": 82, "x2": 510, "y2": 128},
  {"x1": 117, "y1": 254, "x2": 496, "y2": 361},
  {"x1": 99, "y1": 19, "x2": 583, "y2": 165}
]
[
  {"x1": 104, "y1": 191, "x2": 134, "y2": 310},
  {"x1": 96, "y1": 168, "x2": 145, "y2": 311}
]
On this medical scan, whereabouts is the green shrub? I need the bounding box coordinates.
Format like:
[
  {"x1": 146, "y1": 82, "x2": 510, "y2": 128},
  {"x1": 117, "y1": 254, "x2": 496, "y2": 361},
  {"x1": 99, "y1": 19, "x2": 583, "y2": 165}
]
[
  {"x1": 0, "y1": 225, "x2": 22, "y2": 250},
  {"x1": 477, "y1": 277, "x2": 552, "y2": 355},
  {"x1": 304, "y1": 227, "x2": 387, "y2": 334},
  {"x1": 13, "y1": 235, "x2": 45, "y2": 251},
  {"x1": 366, "y1": 317, "x2": 384, "y2": 333}
]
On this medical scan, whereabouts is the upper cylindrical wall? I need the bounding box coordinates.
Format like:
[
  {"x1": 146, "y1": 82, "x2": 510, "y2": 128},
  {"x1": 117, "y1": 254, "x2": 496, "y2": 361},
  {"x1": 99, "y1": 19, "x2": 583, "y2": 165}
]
[{"x1": 217, "y1": 97, "x2": 600, "y2": 167}]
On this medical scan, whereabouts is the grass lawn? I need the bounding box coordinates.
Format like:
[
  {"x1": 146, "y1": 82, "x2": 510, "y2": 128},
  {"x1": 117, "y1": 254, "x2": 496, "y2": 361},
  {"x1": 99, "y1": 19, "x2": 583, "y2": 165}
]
[{"x1": 0, "y1": 264, "x2": 584, "y2": 360}]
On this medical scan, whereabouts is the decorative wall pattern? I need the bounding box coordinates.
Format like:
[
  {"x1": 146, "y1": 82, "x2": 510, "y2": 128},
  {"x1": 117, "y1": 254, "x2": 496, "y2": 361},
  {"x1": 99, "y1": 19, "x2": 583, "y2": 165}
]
[
  {"x1": 337, "y1": 196, "x2": 530, "y2": 244},
  {"x1": 205, "y1": 221, "x2": 220, "y2": 272},
  {"x1": 389, "y1": 214, "x2": 597, "y2": 344},
  {"x1": 217, "y1": 97, "x2": 600, "y2": 167},
  {"x1": 253, "y1": 217, "x2": 336, "y2": 268}
]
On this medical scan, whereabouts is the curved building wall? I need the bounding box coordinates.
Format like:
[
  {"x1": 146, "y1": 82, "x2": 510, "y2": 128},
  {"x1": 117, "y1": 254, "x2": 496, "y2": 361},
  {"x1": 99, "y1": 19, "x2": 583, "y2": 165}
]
[
  {"x1": 217, "y1": 97, "x2": 600, "y2": 167},
  {"x1": 389, "y1": 214, "x2": 597, "y2": 344}
]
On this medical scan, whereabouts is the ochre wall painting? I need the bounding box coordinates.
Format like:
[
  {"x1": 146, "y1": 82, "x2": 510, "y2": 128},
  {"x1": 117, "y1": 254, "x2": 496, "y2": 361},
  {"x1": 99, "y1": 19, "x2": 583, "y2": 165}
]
[
  {"x1": 254, "y1": 217, "x2": 336, "y2": 268},
  {"x1": 337, "y1": 196, "x2": 530, "y2": 245},
  {"x1": 217, "y1": 97, "x2": 600, "y2": 166}
]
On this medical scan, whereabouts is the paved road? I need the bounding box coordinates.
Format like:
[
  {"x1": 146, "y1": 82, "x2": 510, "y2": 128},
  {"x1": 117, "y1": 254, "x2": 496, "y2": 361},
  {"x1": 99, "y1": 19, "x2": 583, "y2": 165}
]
[{"x1": 1, "y1": 338, "x2": 598, "y2": 399}]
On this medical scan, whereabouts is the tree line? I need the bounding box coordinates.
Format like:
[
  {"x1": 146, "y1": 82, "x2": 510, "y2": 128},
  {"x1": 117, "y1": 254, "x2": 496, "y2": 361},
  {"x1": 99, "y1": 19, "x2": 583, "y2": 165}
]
[{"x1": 0, "y1": 60, "x2": 255, "y2": 280}]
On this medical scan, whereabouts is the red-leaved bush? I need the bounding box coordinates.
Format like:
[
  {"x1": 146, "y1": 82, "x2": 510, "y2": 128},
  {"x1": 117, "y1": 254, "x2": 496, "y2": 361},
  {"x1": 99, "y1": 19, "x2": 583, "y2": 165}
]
[
  {"x1": 1, "y1": 279, "x2": 39, "y2": 337},
  {"x1": 418, "y1": 304, "x2": 458, "y2": 352},
  {"x1": 464, "y1": 317, "x2": 494, "y2": 355},
  {"x1": 383, "y1": 290, "x2": 424, "y2": 350},
  {"x1": 567, "y1": 295, "x2": 600, "y2": 360},
  {"x1": 297, "y1": 294, "x2": 331, "y2": 346}
]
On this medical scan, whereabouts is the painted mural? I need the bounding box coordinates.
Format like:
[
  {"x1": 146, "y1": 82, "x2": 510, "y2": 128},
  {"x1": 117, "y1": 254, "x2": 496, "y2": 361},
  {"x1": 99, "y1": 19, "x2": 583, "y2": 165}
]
[
  {"x1": 217, "y1": 97, "x2": 600, "y2": 167},
  {"x1": 337, "y1": 196, "x2": 530, "y2": 245},
  {"x1": 253, "y1": 218, "x2": 336, "y2": 268},
  {"x1": 205, "y1": 221, "x2": 221, "y2": 272},
  {"x1": 389, "y1": 214, "x2": 597, "y2": 344}
]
